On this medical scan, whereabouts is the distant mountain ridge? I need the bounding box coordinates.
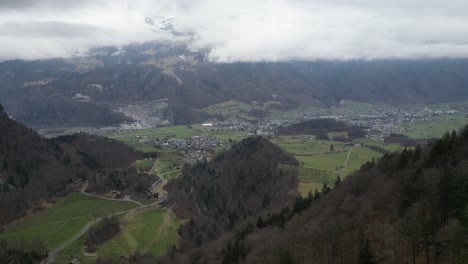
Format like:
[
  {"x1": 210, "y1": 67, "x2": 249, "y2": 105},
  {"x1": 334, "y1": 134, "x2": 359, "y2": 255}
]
[{"x1": 1, "y1": 42, "x2": 468, "y2": 128}]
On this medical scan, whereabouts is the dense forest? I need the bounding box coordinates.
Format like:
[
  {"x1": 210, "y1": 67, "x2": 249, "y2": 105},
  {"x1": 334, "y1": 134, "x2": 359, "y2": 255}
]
[
  {"x1": 0, "y1": 239, "x2": 48, "y2": 263},
  {"x1": 165, "y1": 137, "x2": 299, "y2": 251},
  {"x1": 157, "y1": 129, "x2": 468, "y2": 263},
  {"x1": 0, "y1": 106, "x2": 144, "y2": 225}
]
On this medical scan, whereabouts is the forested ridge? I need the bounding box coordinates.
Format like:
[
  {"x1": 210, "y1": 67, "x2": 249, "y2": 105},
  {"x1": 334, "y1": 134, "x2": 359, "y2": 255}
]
[
  {"x1": 0, "y1": 105, "x2": 144, "y2": 225},
  {"x1": 158, "y1": 129, "x2": 468, "y2": 264}
]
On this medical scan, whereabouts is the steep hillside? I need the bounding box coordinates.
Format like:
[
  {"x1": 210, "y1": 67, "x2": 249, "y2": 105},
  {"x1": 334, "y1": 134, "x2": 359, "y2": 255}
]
[
  {"x1": 53, "y1": 133, "x2": 142, "y2": 170},
  {"x1": 0, "y1": 105, "x2": 142, "y2": 224},
  {"x1": 165, "y1": 136, "x2": 299, "y2": 249},
  {"x1": 160, "y1": 129, "x2": 468, "y2": 264}
]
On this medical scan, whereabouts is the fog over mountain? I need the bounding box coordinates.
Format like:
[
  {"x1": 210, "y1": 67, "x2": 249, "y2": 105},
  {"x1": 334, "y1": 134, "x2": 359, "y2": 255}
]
[{"x1": 1, "y1": 0, "x2": 468, "y2": 62}]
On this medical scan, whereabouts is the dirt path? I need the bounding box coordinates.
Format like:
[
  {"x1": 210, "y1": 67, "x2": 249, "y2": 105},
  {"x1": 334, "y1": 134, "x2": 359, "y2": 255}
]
[
  {"x1": 339, "y1": 147, "x2": 353, "y2": 176},
  {"x1": 148, "y1": 159, "x2": 159, "y2": 175}
]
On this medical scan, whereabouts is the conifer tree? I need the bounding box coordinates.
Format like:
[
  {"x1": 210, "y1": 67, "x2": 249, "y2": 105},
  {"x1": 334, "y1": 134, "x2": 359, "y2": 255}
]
[{"x1": 357, "y1": 238, "x2": 376, "y2": 264}]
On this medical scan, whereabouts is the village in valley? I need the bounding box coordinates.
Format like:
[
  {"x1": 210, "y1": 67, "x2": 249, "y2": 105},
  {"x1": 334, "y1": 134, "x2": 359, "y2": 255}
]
[{"x1": 59, "y1": 102, "x2": 461, "y2": 177}]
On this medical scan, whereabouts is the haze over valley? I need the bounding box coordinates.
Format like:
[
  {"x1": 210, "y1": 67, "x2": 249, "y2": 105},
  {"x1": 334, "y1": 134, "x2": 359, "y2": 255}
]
[{"x1": 1, "y1": 1, "x2": 468, "y2": 264}]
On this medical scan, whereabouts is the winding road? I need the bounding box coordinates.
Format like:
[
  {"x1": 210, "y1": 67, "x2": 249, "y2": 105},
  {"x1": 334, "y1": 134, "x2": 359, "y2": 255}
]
[{"x1": 80, "y1": 183, "x2": 144, "y2": 206}]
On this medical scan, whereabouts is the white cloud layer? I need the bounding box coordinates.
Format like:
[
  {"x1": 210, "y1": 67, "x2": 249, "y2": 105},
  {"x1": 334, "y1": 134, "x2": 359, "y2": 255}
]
[{"x1": 1, "y1": 0, "x2": 468, "y2": 62}]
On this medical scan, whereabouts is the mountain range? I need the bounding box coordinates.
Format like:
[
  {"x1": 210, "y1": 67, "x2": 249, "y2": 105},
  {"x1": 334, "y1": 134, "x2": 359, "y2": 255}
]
[{"x1": 1, "y1": 42, "x2": 468, "y2": 128}]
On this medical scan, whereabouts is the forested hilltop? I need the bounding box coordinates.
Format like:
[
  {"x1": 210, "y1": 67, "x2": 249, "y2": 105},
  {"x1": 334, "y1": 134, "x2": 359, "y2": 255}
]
[
  {"x1": 153, "y1": 129, "x2": 468, "y2": 264},
  {"x1": 165, "y1": 137, "x2": 299, "y2": 249}
]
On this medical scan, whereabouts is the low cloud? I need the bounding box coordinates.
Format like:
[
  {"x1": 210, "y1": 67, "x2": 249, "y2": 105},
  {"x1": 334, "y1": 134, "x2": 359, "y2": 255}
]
[{"x1": 1, "y1": 0, "x2": 468, "y2": 62}]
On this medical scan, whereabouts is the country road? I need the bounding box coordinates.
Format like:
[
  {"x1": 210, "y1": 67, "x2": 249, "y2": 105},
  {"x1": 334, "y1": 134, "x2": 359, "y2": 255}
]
[
  {"x1": 43, "y1": 159, "x2": 164, "y2": 264},
  {"x1": 339, "y1": 147, "x2": 353, "y2": 176},
  {"x1": 80, "y1": 183, "x2": 144, "y2": 206}
]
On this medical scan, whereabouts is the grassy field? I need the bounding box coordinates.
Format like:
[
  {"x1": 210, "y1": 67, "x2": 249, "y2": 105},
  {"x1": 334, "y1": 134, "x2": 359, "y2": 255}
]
[
  {"x1": 300, "y1": 152, "x2": 348, "y2": 172},
  {"x1": 135, "y1": 159, "x2": 155, "y2": 173},
  {"x1": 52, "y1": 208, "x2": 184, "y2": 264},
  {"x1": 205, "y1": 130, "x2": 249, "y2": 142},
  {"x1": 356, "y1": 138, "x2": 402, "y2": 152},
  {"x1": 111, "y1": 125, "x2": 199, "y2": 144},
  {"x1": 0, "y1": 193, "x2": 137, "y2": 250},
  {"x1": 155, "y1": 147, "x2": 183, "y2": 175},
  {"x1": 133, "y1": 144, "x2": 161, "y2": 153},
  {"x1": 342, "y1": 147, "x2": 382, "y2": 175},
  {"x1": 401, "y1": 114, "x2": 468, "y2": 139},
  {"x1": 162, "y1": 170, "x2": 182, "y2": 180},
  {"x1": 274, "y1": 135, "x2": 385, "y2": 196},
  {"x1": 298, "y1": 182, "x2": 324, "y2": 196},
  {"x1": 97, "y1": 209, "x2": 184, "y2": 257},
  {"x1": 271, "y1": 136, "x2": 347, "y2": 156}
]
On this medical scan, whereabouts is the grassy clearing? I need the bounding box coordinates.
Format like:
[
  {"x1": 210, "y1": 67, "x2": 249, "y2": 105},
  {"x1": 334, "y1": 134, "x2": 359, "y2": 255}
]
[
  {"x1": 298, "y1": 152, "x2": 348, "y2": 172},
  {"x1": 205, "y1": 131, "x2": 249, "y2": 142},
  {"x1": 274, "y1": 135, "x2": 384, "y2": 197},
  {"x1": 297, "y1": 166, "x2": 338, "y2": 185},
  {"x1": 0, "y1": 193, "x2": 137, "y2": 250},
  {"x1": 162, "y1": 170, "x2": 182, "y2": 181},
  {"x1": 155, "y1": 147, "x2": 182, "y2": 175},
  {"x1": 97, "y1": 208, "x2": 184, "y2": 257},
  {"x1": 135, "y1": 159, "x2": 155, "y2": 173},
  {"x1": 298, "y1": 182, "x2": 323, "y2": 196},
  {"x1": 133, "y1": 144, "x2": 160, "y2": 153},
  {"x1": 356, "y1": 138, "x2": 402, "y2": 152},
  {"x1": 271, "y1": 136, "x2": 347, "y2": 156},
  {"x1": 281, "y1": 164, "x2": 337, "y2": 186},
  {"x1": 342, "y1": 147, "x2": 382, "y2": 175}
]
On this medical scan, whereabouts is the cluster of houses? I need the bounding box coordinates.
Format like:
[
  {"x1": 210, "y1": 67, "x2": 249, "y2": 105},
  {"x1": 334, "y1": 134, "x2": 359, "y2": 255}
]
[
  {"x1": 295, "y1": 107, "x2": 459, "y2": 140},
  {"x1": 207, "y1": 120, "x2": 286, "y2": 137},
  {"x1": 176, "y1": 135, "x2": 227, "y2": 160}
]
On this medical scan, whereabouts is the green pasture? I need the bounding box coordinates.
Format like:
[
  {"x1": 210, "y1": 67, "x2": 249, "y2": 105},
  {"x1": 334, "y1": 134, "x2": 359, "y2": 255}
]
[
  {"x1": 0, "y1": 193, "x2": 137, "y2": 250},
  {"x1": 97, "y1": 209, "x2": 183, "y2": 257},
  {"x1": 401, "y1": 114, "x2": 468, "y2": 139}
]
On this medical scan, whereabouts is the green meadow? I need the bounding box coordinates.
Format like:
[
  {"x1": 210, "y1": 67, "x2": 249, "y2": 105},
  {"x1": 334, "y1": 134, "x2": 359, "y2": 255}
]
[
  {"x1": 97, "y1": 209, "x2": 184, "y2": 257},
  {"x1": 401, "y1": 114, "x2": 468, "y2": 139},
  {"x1": 0, "y1": 193, "x2": 137, "y2": 250}
]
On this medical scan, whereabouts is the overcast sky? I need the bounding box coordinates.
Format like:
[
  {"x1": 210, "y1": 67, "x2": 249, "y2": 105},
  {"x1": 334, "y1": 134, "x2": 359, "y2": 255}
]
[{"x1": 1, "y1": 0, "x2": 468, "y2": 62}]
